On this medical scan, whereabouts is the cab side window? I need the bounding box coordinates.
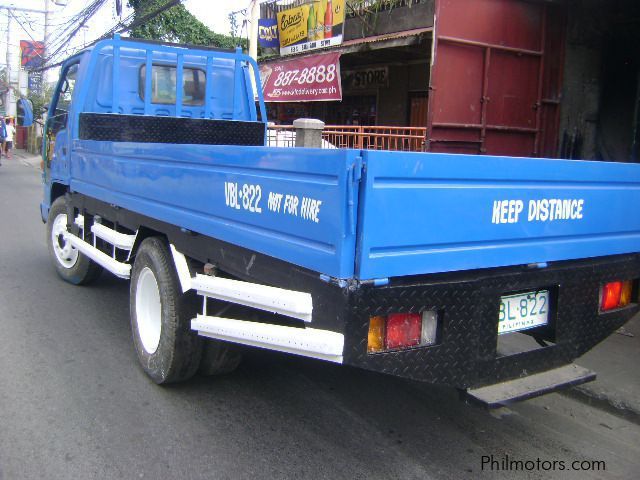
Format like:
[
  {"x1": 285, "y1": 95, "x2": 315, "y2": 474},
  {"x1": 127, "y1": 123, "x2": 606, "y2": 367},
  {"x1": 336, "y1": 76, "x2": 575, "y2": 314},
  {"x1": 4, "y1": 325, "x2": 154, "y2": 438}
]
[{"x1": 49, "y1": 63, "x2": 79, "y2": 135}]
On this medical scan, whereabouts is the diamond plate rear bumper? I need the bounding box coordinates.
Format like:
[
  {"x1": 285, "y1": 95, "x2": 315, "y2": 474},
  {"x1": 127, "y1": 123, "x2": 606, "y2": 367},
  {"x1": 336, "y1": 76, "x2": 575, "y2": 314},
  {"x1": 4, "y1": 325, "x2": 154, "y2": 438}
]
[{"x1": 343, "y1": 254, "x2": 640, "y2": 389}]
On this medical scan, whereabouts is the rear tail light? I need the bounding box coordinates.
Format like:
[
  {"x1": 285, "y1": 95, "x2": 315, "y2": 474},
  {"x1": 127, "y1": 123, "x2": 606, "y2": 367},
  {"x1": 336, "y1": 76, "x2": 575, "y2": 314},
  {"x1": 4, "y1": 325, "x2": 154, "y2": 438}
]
[
  {"x1": 367, "y1": 316, "x2": 385, "y2": 353},
  {"x1": 420, "y1": 310, "x2": 439, "y2": 345},
  {"x1": 601, "y1": 282, "x2": 622, "y2": 311},
  {"x1": 367, "y1": 311, "x2": 440, "y2": 353},
  {"x1": 620, "y1": 281, "x2": 633, "y2": 307},
  {"x1": 386, "y1": 313, "x2": 422, "y2": 349},
  {"x1": 600, "y1": 280, "x2": 634, "y2": 312}
]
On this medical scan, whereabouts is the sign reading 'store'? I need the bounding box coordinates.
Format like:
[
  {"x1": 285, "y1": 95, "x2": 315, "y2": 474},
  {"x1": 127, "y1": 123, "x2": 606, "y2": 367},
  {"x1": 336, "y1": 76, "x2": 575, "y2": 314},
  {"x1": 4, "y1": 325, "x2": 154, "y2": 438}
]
[
  {"x1": 275, "y1": 0, "x2": 345, "y2": 56},
  {"x1": 344, "y1": 67, "x2": 389, "y2": 90}
]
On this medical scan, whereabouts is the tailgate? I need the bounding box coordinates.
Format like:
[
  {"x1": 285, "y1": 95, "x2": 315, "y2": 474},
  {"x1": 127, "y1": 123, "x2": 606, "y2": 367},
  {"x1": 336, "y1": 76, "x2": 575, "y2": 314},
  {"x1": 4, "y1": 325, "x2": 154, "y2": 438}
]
[{"x1": 356, "y1": 150, "x2": 640, "y2": 280}]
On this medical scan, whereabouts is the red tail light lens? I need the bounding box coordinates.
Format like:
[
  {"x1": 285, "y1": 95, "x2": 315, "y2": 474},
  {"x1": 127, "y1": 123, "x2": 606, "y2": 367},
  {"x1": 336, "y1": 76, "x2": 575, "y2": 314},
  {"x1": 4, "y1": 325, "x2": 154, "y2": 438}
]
[
  {"x1": 600, "y1": 280, "x2": 634, "y2": 312},
  {"x1": 386, "y1": 313, "x2": 422, "y2": 350},
  {"x1": 601, "y1": 282, "x2": 622, "y2": 311}
]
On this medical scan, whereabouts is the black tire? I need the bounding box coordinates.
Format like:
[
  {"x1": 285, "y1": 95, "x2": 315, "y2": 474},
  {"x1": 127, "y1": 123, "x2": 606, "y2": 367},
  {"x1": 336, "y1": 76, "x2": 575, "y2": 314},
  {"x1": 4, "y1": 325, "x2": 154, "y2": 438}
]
[
  {"x1": 47, "y1": 197, "x2": 102, "y2": 285},
  {"x1": 130, "y1": 237, "x2": 202, "y2": 384},
  {"x1": 198, "y1": 339, "x2": 243, "y2": 376}
]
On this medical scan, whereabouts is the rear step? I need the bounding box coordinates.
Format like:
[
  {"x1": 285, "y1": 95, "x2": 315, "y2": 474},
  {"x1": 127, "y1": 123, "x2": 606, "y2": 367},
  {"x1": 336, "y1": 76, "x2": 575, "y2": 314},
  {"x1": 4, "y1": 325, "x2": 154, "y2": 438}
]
[{"x1": 465, "y1": 364, "x2": 596, "y2": 408}]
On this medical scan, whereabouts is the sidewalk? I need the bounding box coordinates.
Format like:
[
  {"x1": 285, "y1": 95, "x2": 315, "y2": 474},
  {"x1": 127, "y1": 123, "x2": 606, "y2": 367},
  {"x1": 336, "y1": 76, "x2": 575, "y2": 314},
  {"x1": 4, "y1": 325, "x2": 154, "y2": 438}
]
[
  {"x1": 12, "y1": 148, "x2": 42, "y2": 169},
  {"x1": 567, "y1": 313, "x2": 640, "y2": 420}
]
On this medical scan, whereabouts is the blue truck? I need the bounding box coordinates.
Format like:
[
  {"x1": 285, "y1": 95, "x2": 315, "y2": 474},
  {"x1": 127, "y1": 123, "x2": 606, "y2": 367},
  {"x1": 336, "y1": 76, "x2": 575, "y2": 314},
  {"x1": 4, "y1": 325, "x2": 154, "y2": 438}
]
[{"x1": 40, "y1": 35, "x2": 640, "y2": 406}]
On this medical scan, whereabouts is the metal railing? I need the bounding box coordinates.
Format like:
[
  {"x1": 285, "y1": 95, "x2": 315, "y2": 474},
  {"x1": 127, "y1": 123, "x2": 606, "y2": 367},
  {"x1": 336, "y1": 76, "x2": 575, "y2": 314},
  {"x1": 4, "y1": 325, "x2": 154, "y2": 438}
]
[
  {"x1": 325, "y1": 125, "x2": 426, "y2": 151},
  {"x1": 267, "y1": 124, "x2": 427, "y2": 151},
  {"x1": 267, "y1": 125, "x2": 298, "y2": 148}
]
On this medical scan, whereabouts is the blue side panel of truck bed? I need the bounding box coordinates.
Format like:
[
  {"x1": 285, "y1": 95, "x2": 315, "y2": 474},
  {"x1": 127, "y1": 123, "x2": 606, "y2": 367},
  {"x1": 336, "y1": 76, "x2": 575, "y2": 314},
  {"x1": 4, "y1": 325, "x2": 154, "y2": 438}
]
[
  {"x1": 69, "y1": 142, "x2": 360, "y2": 279},
  {"x1": 356, "y1": 151, "x2": 640, "y2": 280}
]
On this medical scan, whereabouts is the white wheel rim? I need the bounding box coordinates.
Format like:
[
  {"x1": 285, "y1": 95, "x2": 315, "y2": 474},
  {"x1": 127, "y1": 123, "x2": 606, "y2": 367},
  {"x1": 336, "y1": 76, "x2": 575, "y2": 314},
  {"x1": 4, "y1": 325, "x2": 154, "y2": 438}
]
[
  {"x1": 136, "y1": 267, "x2": 162, "y2": 354},
  {"x1": 51, "y1": 213, "x2": 79, "y2": 269}
]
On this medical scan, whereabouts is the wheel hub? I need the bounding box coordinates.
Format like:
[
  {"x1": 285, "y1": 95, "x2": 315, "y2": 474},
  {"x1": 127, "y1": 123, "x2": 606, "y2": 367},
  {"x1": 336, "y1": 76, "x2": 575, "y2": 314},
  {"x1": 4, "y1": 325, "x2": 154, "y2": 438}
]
[
  {"x1": 51, "y1": 214, "x2": 79, "y2": 269},
  {"x1": 136, "y1": 267, "x2": 162, "y2": 354}
]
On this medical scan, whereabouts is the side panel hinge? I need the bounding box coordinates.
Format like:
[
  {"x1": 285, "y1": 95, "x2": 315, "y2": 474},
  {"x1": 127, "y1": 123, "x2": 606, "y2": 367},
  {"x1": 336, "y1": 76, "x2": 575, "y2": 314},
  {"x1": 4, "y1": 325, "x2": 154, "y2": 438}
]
[{"x1": 347, "y1": 156, "x2": 364, "y2": 236}]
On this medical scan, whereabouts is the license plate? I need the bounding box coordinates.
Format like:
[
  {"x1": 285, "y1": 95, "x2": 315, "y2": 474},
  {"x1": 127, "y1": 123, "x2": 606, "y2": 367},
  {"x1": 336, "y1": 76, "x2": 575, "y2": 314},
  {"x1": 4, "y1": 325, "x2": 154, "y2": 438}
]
[{"x1": 498, "y1": 290, "x2": 549, "y2": 334}]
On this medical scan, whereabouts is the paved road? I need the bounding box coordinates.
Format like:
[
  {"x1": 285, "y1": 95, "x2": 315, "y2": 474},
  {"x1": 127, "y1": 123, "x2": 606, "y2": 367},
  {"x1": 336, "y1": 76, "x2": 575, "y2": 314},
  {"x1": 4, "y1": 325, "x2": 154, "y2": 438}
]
[{"x1": 1, "y1": 157, "x2": 639, "y2": 480}]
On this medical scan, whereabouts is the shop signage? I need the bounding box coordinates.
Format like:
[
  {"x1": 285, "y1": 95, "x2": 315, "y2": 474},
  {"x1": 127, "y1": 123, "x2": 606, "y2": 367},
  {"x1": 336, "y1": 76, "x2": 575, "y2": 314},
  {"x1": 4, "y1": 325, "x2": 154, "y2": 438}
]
[
  {"x1": 20, "y1": 40, "x2": 45, "y2": 68},
  {"x1": 260, "y1": 52, "x2": 342, "y2": 102},
  {"x1": 276, "y1": 0, "x2": 345, "y2": 57},
  {"x1": 28, "y1": 71, "x2": 43, "y2": 96},
  {"x1": 344, "y1": 67, "x2": 389, "y2": 90},
  {"x1": 258, "y1": 18, "x2": 280, "y2": 48}
]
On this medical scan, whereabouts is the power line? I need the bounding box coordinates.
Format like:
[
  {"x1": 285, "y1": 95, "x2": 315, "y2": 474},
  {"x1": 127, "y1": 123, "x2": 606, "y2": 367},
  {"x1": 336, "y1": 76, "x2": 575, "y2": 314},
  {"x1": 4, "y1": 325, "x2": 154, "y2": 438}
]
[
  {"x1": 7, "y1": 9, "x2": 45, "y2": 64},
  {"x1": 98, "y1": 0, "x2": 181, "y2": 40},
  {"x1": 34, "y1": 0, "x2": 184, "y2": 72},
  {"x1": 41, "y1": 0, "x2": 109, "y2": 68},
  {"x1": 45, "y1": 0, "x2": 108, "y2": 58}
]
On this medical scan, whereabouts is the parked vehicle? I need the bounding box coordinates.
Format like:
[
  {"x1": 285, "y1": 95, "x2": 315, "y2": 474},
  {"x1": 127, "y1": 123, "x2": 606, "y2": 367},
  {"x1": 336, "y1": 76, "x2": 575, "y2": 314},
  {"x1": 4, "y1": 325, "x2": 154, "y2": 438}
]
[{"x1": 40, "y1": 35, "x2": 640, "y2": 406}]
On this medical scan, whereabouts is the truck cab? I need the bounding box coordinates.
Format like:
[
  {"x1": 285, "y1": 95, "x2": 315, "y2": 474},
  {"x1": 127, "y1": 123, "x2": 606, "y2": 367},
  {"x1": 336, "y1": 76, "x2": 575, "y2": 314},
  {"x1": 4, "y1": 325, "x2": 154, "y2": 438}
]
[{"x1": 42, "y1": 35, "x2": 264, "y2": 221}]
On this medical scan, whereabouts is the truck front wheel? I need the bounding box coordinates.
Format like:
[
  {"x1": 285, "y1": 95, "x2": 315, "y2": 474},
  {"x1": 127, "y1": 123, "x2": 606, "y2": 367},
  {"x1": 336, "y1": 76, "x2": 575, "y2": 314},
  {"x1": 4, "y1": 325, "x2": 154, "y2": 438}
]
[
  {"x1": 47, "y1": 197, "x2": 102, "y2": 285},
  {"x1": 130, "y1": 237, "x2": 202, "y2": 384}
]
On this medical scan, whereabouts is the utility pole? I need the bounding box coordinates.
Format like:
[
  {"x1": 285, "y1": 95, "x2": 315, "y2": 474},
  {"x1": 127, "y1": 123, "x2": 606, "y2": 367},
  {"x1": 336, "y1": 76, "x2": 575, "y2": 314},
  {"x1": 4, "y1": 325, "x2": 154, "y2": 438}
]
[
  {"x1": 42, "y1": 0, "x2": 51, "y2": 85},
  {"x1": 0, "y1": 4, "x2": 48, "y2": 116},
  {"x1": 44, "y1": 0, "x2": 50, "y2": 55},
  {"x1": 6, "y1": 9, "x2": 13, "y2": 116},
  {"x1": 248, "y1": 0, "x2": 259, "y2": 61}
]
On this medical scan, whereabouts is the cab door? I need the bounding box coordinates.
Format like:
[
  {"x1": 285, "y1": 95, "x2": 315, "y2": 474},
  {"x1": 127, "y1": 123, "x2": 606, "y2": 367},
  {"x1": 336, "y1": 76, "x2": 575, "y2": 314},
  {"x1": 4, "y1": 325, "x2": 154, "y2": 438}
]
[{"x1": 44, "y1": 62, "x2": 80, "y2": 184}]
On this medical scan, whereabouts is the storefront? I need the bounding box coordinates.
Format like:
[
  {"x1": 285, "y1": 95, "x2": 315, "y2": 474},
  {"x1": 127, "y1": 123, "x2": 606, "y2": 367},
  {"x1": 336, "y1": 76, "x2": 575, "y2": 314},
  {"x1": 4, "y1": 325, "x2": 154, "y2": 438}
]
[
  {"x1": 259, "y1": 0, "x2": 640, "y2": 162},
  {"x1": 260, "y1": 28, "x2": 432, "y2": 128}
]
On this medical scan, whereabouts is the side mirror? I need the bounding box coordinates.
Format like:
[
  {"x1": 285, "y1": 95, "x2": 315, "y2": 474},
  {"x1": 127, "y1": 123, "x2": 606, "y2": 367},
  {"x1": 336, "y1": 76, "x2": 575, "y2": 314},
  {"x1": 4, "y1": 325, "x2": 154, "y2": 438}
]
[{"x1": 16, "y1": 98, "x2": 34, "y2": 127}]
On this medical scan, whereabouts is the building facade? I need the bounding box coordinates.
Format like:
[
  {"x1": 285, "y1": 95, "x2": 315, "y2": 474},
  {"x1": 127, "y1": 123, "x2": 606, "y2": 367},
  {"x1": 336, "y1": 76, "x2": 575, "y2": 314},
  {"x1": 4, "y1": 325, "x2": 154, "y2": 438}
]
[{"x1": 258, "y1": 0, "x2": 640, "y2": 161}]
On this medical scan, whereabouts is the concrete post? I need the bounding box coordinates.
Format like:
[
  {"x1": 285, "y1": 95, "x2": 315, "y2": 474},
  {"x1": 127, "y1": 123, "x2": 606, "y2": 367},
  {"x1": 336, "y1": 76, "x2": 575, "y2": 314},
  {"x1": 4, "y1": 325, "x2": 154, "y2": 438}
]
[
  {"x1": 247, "y1": 0, "x2": 259, "y2": 100},
  {"x1": 293, "y1": 118, "x2": 325, "y2": 148}
]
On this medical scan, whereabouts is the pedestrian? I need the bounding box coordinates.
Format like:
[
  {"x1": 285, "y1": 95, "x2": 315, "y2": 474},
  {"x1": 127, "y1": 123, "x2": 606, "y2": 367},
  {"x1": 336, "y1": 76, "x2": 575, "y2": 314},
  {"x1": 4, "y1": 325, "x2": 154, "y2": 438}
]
[
  {"x1": 0, "y1": 117, "x2": 6, "y2": 166},
  {"x1": 4, "y1": 117, "x2": 15, "y2": 160}
]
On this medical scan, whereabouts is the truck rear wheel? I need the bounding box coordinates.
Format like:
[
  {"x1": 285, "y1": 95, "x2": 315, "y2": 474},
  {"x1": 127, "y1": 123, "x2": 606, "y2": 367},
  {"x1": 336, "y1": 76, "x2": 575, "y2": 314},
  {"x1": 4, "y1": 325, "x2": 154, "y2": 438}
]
[
  {"x1": 47, "y1": 197, "x2": 102, "y2": 285},
  {"x1": 130, "y1": 237, "x2": 202, "y2": 384}
]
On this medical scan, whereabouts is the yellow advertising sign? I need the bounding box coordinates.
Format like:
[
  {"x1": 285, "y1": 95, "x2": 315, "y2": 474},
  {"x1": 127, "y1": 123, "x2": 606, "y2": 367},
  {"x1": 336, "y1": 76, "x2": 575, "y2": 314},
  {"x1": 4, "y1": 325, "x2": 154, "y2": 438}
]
[
  {"x1": 276, "y1": 0, "x2": 346, "y2": 56},
  {"x1": 277, "y1": 5, "x2": 310, "y2": 48},
  {"x1": 330, "y1": 0, "x2": 345, "y2": 26}
]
